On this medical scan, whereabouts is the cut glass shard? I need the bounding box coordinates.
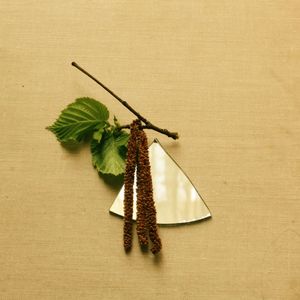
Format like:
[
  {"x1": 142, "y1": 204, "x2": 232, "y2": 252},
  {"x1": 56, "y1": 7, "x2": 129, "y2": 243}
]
[{"x1": 110, "y1": 139, "x2": 211, "y2": 224}]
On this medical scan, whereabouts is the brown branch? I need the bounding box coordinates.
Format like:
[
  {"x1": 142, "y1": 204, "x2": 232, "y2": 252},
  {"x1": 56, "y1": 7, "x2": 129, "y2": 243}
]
[{"x1": 71, "y1": 62, "x2": 179, "y2": 140}]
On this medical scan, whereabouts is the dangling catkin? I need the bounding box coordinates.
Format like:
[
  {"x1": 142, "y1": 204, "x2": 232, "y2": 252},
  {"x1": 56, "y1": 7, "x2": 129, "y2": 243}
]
[
  {"x1": 123, "y1": 119, "x2": 162, "y2": 254},
  {"x1": 136, "y1": 128, "x2": 149, "y2": 247},
  {"x1": 123, "y1": 120, "x2": 139, "y2": 252},
  {"x1": 138, "y1": 129, "x2": 162, "y2": 254}
]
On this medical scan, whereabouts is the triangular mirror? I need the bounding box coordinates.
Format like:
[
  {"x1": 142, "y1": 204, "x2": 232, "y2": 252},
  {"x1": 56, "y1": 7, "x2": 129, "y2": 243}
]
[{"x1": 110, "y1": 139, "x2": 211, "y2": 225}]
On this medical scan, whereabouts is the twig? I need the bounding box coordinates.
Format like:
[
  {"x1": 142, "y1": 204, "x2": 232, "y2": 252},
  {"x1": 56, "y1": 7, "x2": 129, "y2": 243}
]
[{"x1": 71, "y1": 62, "x2": 179, "y2": 140}]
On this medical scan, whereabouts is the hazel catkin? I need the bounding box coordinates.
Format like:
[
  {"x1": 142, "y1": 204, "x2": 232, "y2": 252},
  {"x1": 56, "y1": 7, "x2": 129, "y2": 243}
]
[
  {"x1": 123, "y1": 120, "x2": 140, "y2": 252},
  {"x1": 136, "y1": 129, "x2": 149, "y2": 248},
  {"x1": 137, "y1": 129, "x2": 162, "y2": 254},
  {"x1": 123, "y1": 119, "x2": 162, "y2": 254}
]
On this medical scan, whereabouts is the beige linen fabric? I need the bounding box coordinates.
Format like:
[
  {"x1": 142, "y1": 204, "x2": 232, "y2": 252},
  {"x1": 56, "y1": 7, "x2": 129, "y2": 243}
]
[{"x1": 1, "y1": 1, "x2": 299, "y2": 299}]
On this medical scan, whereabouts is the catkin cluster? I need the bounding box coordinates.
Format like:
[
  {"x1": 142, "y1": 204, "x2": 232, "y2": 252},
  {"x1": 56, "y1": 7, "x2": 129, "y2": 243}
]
[{"x1": 123, "y1": 120, "x2": 162, "y2": 254}]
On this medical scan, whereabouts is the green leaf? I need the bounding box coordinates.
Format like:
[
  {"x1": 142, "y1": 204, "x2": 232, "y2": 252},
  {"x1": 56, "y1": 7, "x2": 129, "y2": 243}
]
[
  {"x1": 47, "y1": 97, "x2": 109, "y2": 143},
  {"x1": 91, "y1": 129, "x2": 130, "y2": 176},
  {"x1": 93, "y1": 127, "x2": 104, "y2": 143}
]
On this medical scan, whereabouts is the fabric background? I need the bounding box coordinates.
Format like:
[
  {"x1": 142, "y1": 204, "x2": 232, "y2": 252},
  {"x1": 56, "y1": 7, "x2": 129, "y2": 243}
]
[{"x1": 1, "y1": 1, "x2": 299, "y2": 299}]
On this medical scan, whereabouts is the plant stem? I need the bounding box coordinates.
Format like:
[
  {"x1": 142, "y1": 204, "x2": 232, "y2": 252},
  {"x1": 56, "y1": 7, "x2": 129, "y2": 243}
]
[{"x1": 71, "y1": 62, "x2": 179, "y2": 140}]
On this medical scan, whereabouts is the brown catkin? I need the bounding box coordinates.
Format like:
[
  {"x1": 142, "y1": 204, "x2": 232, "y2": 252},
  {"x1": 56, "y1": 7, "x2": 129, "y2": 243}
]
[
  {"x1": 123, "y1": 120, "x2": 140, "y2": 252},
  {"x1": 123, "y1": 119, "x2": 162, "y2": 254},
  {"x1": 136, "y1": 129, "x2": 149, "y2": 247},
  {"x1": 138, "y1": 130, "x2": 162, "y2": 254}
]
